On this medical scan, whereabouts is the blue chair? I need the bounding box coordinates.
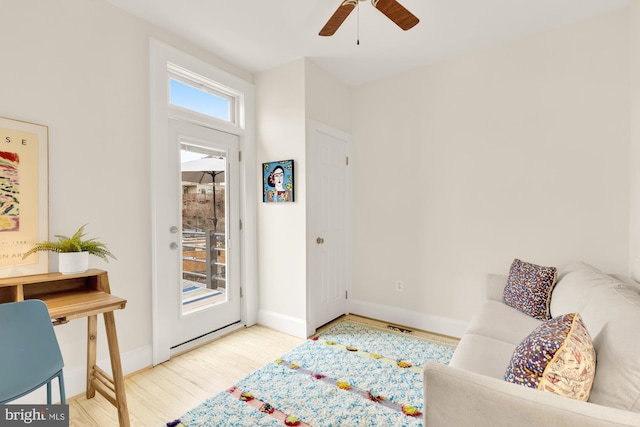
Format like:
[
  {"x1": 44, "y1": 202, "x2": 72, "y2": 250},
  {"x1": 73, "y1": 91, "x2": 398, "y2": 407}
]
[{"x1": 0, "y1": 299, "x2": 66, "y2": 404}]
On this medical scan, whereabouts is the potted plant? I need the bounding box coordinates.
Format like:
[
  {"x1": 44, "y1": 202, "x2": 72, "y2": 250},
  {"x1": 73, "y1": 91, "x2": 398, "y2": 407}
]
[{"x1": 22, "y1": 224, "x2": 116, "y2": 274}]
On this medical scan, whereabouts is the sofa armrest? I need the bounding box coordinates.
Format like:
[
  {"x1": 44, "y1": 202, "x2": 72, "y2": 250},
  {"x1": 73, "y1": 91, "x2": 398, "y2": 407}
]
[
  {"x1": 486, "y1": 274, "x2": 508, "y2": 302},
  {"x1": 423, "y1": 362, "x2": 640, "y2": 427}
]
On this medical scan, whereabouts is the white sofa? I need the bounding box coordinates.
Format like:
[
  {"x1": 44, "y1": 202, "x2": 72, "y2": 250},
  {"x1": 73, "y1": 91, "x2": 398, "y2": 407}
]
[{"x1": 424, "y1": 261, "x2": 640, "y2": 427}]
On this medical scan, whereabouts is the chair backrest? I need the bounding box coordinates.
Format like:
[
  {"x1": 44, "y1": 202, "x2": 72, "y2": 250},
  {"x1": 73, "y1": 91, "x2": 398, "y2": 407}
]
[{"x1": 0, "y1": 299, "x2": 64, "y2": 403}]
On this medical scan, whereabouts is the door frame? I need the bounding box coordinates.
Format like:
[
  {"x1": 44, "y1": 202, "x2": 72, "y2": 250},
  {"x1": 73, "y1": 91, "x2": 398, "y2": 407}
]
[
  {"x1": 306, "y1": 120, "x2": 351, "y2": 336},
  {"x1": 150, "y1": 39, "x2": 257, "y2": 365}
]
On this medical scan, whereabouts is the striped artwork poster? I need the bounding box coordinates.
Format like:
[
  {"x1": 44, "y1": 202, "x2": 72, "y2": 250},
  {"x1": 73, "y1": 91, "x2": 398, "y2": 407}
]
[{"x1": 0, "y1": 118, "x2": 47, "y2": 273}]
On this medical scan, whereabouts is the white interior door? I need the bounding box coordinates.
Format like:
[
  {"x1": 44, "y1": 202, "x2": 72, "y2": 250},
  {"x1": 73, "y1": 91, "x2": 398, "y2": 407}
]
[
  {"x1": 153, "y1": 119, "x2": 241, "y2": 361},
  {"x1": 308, "y1": 121, "x2": 350, "y2": 331}
]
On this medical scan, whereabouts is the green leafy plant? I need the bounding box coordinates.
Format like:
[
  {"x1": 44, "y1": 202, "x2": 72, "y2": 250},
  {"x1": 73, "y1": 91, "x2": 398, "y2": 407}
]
[{"x1": 22, "y1": 224, "x2": 116, "y2": 262}]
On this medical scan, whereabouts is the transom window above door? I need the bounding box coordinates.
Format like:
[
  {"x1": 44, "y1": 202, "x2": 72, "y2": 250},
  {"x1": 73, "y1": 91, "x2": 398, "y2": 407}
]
[{"x1": 168, "y1": 63, "x2": 240, "y2": 125}]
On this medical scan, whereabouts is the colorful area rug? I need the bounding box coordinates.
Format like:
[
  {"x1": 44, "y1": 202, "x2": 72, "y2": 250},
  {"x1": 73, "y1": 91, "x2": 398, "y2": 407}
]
[{"x1": 167, "y1": 320, "x2": 456, "y2": 427}]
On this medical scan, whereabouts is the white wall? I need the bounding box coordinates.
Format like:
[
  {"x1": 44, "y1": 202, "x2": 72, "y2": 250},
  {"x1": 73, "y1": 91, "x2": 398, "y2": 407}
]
[
  {"x1": 0, "y1": 0, "x2": 253, "y2": 399},
  {"x1": 305, "y1": 59, "x2": 352, "y2": 134},
  {"x1": 255, "y1": 60, "x2": 308, "y2": 335},
  {"x1": 350, "y1": 8, "x2": 631, "y2": 334},
  {"x1": 630, "y1": 0, "x2": 640, "y2": 281}
]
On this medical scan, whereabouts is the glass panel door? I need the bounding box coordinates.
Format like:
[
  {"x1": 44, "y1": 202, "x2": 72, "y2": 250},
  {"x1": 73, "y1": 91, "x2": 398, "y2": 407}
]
[{"x1": 156, "y1": 119, "x2": 240, "y2": 353}]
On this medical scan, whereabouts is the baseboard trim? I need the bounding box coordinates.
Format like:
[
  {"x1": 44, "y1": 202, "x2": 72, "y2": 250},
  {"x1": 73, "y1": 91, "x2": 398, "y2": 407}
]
[
  {"x1": 347, "y1": 298, "x2": 467, "y2": 339},
  {"x1": 257, "y1": 309, "x2": 308, "y2": 338}
]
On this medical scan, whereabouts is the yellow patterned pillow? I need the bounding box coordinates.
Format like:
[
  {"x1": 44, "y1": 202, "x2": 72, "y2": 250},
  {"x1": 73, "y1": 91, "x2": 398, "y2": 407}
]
[
  {"x1": 505, "y1": 313, "x2": 596, "y2": 401},
  {"x1": 537, "y1": 313, "x2": 596, "y2": 400}
]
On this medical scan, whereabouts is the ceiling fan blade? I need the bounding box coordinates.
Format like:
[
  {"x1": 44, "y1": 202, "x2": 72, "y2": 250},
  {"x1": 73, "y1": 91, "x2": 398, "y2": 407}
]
[
  {"x1": 319, "y1": 0, "x2": 358, "y2": 36},
  {"x1": 372, "y1": 0, "x2": 419, "y2": 31}
]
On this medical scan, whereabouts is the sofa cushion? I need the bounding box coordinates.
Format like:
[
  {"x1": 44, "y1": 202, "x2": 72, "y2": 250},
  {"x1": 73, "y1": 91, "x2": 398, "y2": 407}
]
[
  {"x1": 504, "y1": 313, "x2": 596, "y2": 401},
  {"x1": 503, "y1": 258, "x2": 557, "y2": 320},
  {"x1": 486, "y1": 274, "x2": 509, "y2": 302},
  {"x1": 579, "y1": 285, "x2": 640, "y2": 412},
  {"x1": 550, "y1": 261, "x2": 626, "y2": 318},
  {"x1": 449, "y1": 333, "x2": 518, "y2": 380},
  {"x1": 465, "y1": 300, "x2": 542, "y2": 346}
]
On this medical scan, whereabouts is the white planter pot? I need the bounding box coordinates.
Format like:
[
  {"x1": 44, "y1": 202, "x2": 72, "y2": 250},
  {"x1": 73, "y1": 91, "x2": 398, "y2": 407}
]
[{"x1": 57, "y1": 252, "x2": 89, "y2": 274}]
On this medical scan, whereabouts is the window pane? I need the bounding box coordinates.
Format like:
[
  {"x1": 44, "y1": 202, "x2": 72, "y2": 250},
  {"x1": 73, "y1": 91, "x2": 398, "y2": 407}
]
[
  {"x1": 180, "y1": 143, "x2": 228, "y2": 313},
  {"x1": 170, "y1": 78, "x2": 231, "y2": 122}
]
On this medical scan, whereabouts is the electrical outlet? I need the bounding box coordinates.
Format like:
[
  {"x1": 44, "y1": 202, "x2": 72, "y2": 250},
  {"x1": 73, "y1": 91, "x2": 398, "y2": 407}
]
[{"x1": 396, "y1": 281, "x2": 404, "y2": 292}]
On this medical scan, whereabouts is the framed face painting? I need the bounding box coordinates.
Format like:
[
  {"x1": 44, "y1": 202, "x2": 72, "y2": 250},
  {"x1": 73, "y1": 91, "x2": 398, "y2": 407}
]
[{"x1": 263, "y1": 159, "x2": 294, "y2": 203}]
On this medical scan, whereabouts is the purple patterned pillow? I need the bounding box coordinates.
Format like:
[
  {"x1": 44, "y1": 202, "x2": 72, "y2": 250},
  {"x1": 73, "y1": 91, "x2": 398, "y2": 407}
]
[
  {"x1": 504, "y1": 313, "x2": 596, "y2": 401},
  {"x1": 503, "y1": 258, "x2": 557, "y2": 320}
]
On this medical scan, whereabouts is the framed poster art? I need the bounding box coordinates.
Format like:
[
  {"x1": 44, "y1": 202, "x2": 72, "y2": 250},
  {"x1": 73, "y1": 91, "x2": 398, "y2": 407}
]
[
  {"x1": 0, "y1": 117, "x2": 49, "y2": 277},
  {"x1": 263, "y1": 159, "x2": 294, "y2": 203}
]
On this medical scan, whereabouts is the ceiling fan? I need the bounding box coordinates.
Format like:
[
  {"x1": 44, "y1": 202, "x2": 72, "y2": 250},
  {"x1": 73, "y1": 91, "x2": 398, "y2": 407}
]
[{"x1": 319, "y1": 0, "x2": 419, "y2": 37}]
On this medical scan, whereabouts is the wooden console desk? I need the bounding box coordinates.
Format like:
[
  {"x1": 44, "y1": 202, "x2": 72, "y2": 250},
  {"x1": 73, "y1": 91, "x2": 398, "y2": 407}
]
[{"x1": 0, "y1": 269, "x2": 130, "y2": 426}]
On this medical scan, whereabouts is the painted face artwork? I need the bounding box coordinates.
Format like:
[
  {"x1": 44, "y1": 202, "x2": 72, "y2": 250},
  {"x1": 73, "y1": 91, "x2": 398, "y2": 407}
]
[
  {"x1": 263, "y1": 160, "x2": 294, "y2": 203},
  {"x1": 262, "y1": 160, "x2": 293, "y2": 202},
  {"x1": 272, "y1": 167, "x2": 285, "y2": 190}
]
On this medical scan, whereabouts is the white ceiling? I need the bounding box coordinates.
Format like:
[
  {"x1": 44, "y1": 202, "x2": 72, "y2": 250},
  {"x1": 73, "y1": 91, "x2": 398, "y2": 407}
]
[{"x1": 105, "y1": 0, "x2": 631, "y2": 86}]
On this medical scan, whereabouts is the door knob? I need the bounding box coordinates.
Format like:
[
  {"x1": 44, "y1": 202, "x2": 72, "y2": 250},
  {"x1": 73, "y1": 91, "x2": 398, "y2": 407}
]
[
  {"x1": 170, "y1": 242, "x2": 179, "y2": 250},
  {"x1": 316, "y1": 237, "x2": 325, "y2": 244},
  {"x1": 169, "y1": 226, "x2": 179, "y2": 234}
]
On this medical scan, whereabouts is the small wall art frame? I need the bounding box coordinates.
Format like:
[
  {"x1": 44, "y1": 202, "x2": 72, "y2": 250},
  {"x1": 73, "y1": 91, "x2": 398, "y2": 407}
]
[
  {"x1": 263, "y1": 159, "x2": 294, "y2": 203},
  {"x1": 0, "y1": 117, "x2": 49, "y2": 277}
]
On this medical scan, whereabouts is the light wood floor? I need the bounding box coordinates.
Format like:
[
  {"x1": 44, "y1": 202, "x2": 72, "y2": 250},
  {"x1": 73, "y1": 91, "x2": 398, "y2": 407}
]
[{"x1": 69, "y1": 315, "x2": 457, "y2": 426}]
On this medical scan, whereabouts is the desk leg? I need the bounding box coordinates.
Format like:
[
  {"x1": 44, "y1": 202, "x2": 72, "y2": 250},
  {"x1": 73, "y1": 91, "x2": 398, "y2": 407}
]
[
  {"x1": 86, "y1": 315, "x2": 97, "y2": 399},
  {"x1": 104, "y1": 311, "x2": 130, "y2": 427},
  {"x1": 85, "y1": 312, "x2": 130, "y2": 427}
]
